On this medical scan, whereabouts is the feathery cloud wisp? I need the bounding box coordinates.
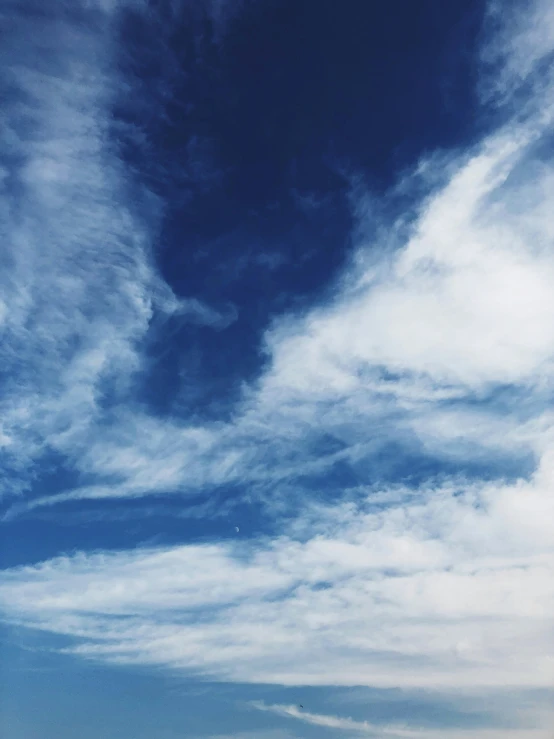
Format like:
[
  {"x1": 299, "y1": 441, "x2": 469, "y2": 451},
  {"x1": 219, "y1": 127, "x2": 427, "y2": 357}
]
[
  {"x1": 250, "y1": 702, "x2": 554, "y2": 739},
  {"x1": 0, "y1": 0, "x2": 235, "y2": 502}
]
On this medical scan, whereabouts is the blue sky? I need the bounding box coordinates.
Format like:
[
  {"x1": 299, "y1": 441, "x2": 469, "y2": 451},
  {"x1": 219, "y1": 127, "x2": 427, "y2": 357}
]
[{"x1": 1, "y1": 0, "x2": 554, "y2": 737}]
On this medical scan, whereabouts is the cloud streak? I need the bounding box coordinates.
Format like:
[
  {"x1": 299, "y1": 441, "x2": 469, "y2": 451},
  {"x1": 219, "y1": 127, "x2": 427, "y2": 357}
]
[{"x1": 250, "y1": 702, "x2": 554, "y2": 739}]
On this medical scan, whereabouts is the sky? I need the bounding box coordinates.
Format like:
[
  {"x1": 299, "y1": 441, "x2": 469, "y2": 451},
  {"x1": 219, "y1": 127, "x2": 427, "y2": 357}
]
[{"x1": 0, "y1": 0, "x2": 554, "y2": 737}]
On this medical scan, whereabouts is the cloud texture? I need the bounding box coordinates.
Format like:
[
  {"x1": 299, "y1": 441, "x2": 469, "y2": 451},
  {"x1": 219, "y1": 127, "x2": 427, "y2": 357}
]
[{"x1": 1, "y1": 0, "x2": 554, "y2": 736}]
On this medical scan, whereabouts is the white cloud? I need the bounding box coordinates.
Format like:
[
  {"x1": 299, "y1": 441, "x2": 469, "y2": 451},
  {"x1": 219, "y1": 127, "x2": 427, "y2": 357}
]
[
  {"x1": 250, "y1": 702, "x2": 553, "y2": 739},
  {"x1": 1, "y1": 1, "x2": 554, "y2": 736},
  {"x1": 262, "y1": 119, "x2": 554, "y2": 395},
  {"x1": 481, "y1": 0, "x2": 554, "y2": 102},
  {"x1": 1, "y1": 468, "x2": 553, "y2": 703},
  {"x1": 0, "y1": 0, "x2": 236, "y2": 500},
  {"x1": 2, "y1": 0, "x2": 554, "y2": 513},
  {"x1": 251, "y1": 702, "x2": 381, "y2": 733}
]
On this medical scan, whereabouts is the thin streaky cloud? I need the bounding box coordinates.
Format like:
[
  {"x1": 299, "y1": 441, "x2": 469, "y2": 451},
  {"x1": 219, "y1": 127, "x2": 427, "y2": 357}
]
[
  {"x1": 0, "y1": 0, "x2": 237, "y2": 503},
  {"x1": 249, "y1": 702, "x2": 554, "y2": 739}
]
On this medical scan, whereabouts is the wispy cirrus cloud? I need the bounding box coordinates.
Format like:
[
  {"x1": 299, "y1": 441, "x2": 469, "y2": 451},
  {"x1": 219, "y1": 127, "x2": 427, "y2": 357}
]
[
  {"x1": 250, "y1": 702, "x2": 554, "y2": 739},
  {"x1": 1, "y1": 464, "x2": 553, "y2": 696},
  {"x1": 480, "y1": 0, "x2": 554, "y2": 102},
  {"x1": 16, "y1": 83, "x2": 554, "y2": 513},
  {"x1": 1, "y1": 0, "x2": 553, "y2": 516},
  {"x1": 1, "y1": 1, "x2": 554, "y2": 737},
  {"x1": 0, "y1": 0, "x2": 236, "y2": 500},
  {"x1": 251, "y1": 702, "x2": 382, "y2": 734}
]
